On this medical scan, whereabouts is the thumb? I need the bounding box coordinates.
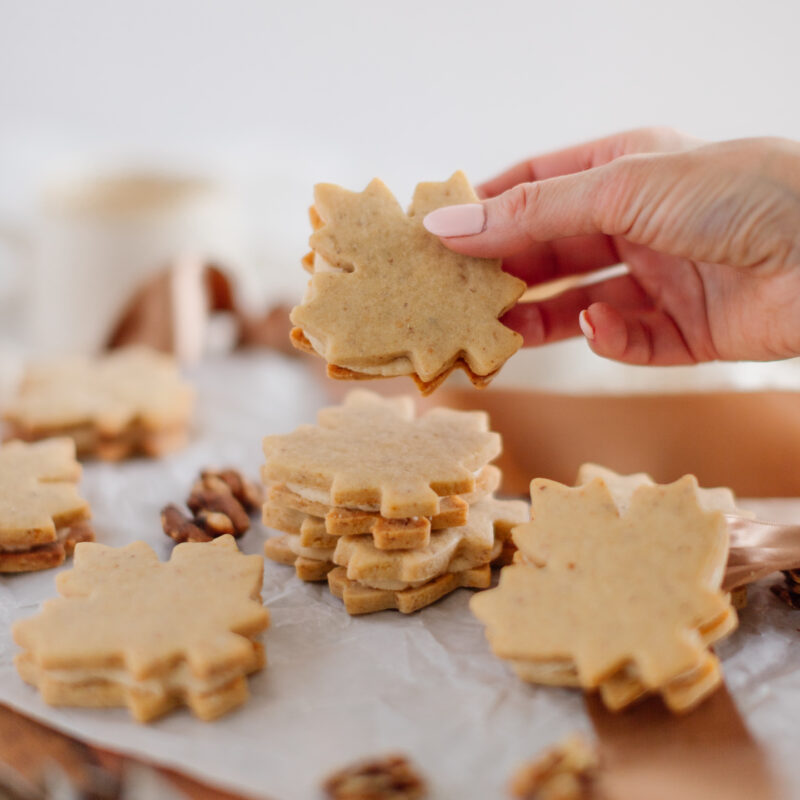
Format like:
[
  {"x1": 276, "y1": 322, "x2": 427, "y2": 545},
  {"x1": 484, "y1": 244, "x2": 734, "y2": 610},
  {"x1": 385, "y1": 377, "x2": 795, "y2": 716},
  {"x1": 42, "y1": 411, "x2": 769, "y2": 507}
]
[{"x1": 423, "y1": 156, "x2": 654, "y2": 259}]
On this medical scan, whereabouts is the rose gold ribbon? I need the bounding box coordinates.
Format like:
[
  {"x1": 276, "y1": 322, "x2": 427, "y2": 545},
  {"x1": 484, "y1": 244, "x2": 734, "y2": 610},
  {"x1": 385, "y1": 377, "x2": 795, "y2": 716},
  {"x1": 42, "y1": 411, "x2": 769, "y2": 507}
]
[{"x1": 725, "y1": 515, "x2": 800, "y2": 590}]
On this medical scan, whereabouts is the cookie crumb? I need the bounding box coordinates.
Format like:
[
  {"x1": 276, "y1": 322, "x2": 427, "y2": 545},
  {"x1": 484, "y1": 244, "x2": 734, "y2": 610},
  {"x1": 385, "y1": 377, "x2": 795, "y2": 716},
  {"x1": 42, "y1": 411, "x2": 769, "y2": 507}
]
[
  {"x1": 509, "y1": 736, "x2": 598, "y2": 799},
  {"x1": 731, "y1": 585, "x2": 748, "y2": 610}
]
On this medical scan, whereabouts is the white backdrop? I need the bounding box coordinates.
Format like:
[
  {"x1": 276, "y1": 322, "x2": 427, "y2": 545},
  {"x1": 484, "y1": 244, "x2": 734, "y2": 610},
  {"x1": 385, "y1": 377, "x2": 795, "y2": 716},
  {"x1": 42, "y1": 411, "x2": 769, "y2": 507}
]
[
  {"x1": 2, "y1": 0, "x2": 799, "y2": 294},
  {"x1": 1, "y1": 0, "x2": 799, "y2": 387}
]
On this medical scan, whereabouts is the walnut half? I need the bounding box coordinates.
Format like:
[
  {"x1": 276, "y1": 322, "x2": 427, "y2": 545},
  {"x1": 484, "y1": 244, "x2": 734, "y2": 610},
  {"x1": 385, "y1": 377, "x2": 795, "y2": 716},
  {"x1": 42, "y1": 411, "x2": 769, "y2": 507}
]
[
  {"x1": 322, "y1": 754, "x2": 427, "y2": 800},
  {"x1": 509, "y1": 736, "x2": 599, "y2": 800}
]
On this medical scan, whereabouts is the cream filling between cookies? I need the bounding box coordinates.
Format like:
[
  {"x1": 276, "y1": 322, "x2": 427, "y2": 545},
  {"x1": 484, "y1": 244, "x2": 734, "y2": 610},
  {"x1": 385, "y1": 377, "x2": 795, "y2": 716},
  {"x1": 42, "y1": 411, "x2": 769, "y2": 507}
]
[
  {"x1": 347, "y1": 557, "x2": 494, "y2": 592},
  {"x1": 511, "y1": 653, "x2": 715, "y2": 692},
  {"x1": 0, "y1": 525, "x2": 71, "y2": 553},
  {"x1": 285, "y1": 483, "x2": 381, "y2": 511},
  {"x1": 40, "y1": 661, "x2": 245, "y2": 695},
  {"x1": 286, "y1": 533, "x2": 335, "y2": 561},
  {"x1": 362, "y1": 575, "x2": 432, "y2": 591},
  {"x1": 341, "y1": 534, "x2": 499, "y2": 592},
  {"x1": 303, "y1": 330, "x2": 414, "y2": 377},
  {"x1": 459, "y1": 467, "x2": 500, "y2": 505},
  {"x1": 358, "y1": 561, "x2": 492, "y2": 592},
  {"x1": 286, "y1": 466, "x2": 489, "y2": 511}
]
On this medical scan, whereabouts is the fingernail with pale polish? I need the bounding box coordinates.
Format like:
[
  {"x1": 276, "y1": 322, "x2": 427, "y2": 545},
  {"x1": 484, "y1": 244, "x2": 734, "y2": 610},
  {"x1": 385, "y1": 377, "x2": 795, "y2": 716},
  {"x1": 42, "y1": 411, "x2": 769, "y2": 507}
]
[
  {"x1": 423, "y1": 203, "x2": 486, "y2": 237},
  {"x1": 579, "y1": 309, "x2": 595, "y2": 341}
]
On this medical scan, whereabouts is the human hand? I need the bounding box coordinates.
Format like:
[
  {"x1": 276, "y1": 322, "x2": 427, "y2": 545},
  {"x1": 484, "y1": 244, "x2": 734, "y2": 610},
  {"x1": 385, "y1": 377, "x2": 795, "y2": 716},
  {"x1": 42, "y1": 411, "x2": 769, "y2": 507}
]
[{"x1": 423, "y1": 128, "x2": 800, "y2": 365}]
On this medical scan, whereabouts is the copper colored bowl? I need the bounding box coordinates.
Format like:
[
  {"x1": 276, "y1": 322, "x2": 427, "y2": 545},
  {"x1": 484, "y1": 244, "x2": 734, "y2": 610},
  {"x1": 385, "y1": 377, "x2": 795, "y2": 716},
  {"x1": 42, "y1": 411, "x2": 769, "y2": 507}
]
[
  {"x1": 435, "y1": 388, "x2": 800, "y2": 497},
  {"x1": 321, "y1": 373, "x2": 800, "y2": 498}
]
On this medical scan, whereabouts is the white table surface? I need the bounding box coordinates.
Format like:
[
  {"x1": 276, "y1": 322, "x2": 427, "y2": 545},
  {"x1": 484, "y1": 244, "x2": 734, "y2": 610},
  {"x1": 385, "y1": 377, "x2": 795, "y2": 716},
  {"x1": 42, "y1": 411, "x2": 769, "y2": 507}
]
[{"x1": 0, "y1": 353, "x2": 798, "y2": 800}]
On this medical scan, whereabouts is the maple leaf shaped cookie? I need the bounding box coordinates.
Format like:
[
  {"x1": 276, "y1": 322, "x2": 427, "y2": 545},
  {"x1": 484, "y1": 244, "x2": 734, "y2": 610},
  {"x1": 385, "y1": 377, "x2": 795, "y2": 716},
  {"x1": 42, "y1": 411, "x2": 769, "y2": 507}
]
[
  {"x1": 0, "y1": 438, "x2": 89, "y2": 549},
  {"x1": 262, "y1": 390, "x2": 501, "y2": 518},
  {"x1": 290, "y1": 172, "x2": 526, "y2": 394},
  {"x1": 470, "y1": 476, "x2": 735, "y2": 709},
  {"x1": 13, "y1": 536, "x2": 269, "y2": 722},
  {"x1": 333, "y1": 497, "x2": 529, "y2": 590},
  {"x1": 4, "y1": 346, "x2": 194, "y2": 458},
  {"x1": 576, "y1": 462, "x2": 751, "y2": 517}
]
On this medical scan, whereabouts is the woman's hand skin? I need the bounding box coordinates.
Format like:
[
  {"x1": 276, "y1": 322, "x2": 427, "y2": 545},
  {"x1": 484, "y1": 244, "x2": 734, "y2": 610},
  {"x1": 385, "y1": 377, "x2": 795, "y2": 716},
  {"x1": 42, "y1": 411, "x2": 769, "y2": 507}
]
[{"x1": 423, "y1": 128, "x2": 800, "y2": 366}]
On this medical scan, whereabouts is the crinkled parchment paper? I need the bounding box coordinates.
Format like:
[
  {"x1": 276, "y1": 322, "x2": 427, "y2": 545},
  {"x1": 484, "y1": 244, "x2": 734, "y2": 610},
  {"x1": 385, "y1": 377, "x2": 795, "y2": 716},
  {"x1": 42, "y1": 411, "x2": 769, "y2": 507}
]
[{"x1": 0, "y1": 353, "x2": 798, "y2": 800}]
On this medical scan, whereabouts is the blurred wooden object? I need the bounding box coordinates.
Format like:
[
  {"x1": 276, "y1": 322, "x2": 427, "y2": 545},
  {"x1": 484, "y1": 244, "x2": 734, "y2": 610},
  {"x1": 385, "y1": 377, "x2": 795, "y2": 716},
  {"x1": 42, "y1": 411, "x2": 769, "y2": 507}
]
[
  {"x1": 237, "y1": 304, "x2": 297, "y2": 355},
  {"x1": 107, "y1": 262, "x2": 237, "y2": 356},
  {"x1": 588, "y1": 687, "x2": 777, "y2": 800},
  {"x1": 107, "y1": 262, "x2": 298, "y2": 359},
  {"x1": 439, "y1": 388, "x2": 800, "y2": 497},
  {"x1": 0, "y1": 703, "x2": 251, "y2": 799},
  {"x1": 106, "y1": 266, "x2": 176, "y2": 353},
  {"x1": 320, "y1": 377, "x2": 800, "y2": 498}
]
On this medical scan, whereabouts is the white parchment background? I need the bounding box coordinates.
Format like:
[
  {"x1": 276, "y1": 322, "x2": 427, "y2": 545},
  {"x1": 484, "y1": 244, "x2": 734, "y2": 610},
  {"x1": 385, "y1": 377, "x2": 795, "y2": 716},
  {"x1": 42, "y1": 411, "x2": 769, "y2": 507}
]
[{"x1": 0, "y1": 353, "x2": 799, "y2": 800}]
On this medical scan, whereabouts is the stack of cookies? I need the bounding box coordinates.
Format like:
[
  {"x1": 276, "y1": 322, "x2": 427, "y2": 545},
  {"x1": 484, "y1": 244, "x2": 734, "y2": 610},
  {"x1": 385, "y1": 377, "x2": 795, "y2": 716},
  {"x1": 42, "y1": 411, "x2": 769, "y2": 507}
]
[
  {"x1": 262, "y1": 390, "x2": 528, "y2": 614},
  {"x1": 3, "y1": 346, "x2": 194, "y2": 460},
  {"x1": 14, "y1": 536, "x2": 269, "y2": 722},
  {"x1": 471, "y1": 471, "x2": 738, "y2": 713},
  {"x1": 0, "y1": 438, "x2": 94, "y2": 573}
]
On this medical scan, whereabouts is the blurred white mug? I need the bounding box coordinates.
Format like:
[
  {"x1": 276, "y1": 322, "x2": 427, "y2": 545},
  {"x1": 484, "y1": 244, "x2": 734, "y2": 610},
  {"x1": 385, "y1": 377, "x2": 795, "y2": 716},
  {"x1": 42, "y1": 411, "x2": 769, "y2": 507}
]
[{"x1": 0, "y1": 171, "x2": 245, "y2": 356}]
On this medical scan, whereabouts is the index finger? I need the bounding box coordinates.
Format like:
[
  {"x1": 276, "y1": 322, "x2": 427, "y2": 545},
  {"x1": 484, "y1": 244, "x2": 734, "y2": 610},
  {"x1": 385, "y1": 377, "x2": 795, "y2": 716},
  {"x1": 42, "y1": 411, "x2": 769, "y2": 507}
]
[{"x1": 478, "y1": 126, "x2": 698, "y2": 198}]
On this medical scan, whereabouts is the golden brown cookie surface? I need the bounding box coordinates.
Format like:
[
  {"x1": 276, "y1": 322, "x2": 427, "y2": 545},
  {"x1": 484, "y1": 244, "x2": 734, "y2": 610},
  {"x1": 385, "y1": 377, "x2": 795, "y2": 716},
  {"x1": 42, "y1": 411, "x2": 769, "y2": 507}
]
[
  {"x1": 13, "y1": 536, "x2": 269, "y2": 722},
  {"x1": 4, "y1": 347, "x2": 193, "y2": 459},
  {"x1": 0, "y1": 438, "x2": 93, "y2": 572},
  {"x1": 263, "y1": 390, "x2": 501, "y2": 519},
  {"x1": 291, "y1": 172, "x2": 525, "y2": 391},
  {"x1": 471, "y1": 476, "x2": 735, "y2": 712}
]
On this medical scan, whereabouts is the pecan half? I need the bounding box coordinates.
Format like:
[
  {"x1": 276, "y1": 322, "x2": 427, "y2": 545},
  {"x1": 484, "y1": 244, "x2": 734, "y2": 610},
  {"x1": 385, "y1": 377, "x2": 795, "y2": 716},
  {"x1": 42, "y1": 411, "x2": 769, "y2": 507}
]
[
  {"x1": 161, "y1": 468, "x2": 263, "y2": 544},
  {"x1": 322, "y1": 754, "x2": 427, "y2": 800},
  {"x1": 200, "y1": 469, "x2": 264, "y2": 512},
  {"x1": 188, "y1": 481, "x2": 251, "y2": 535},
  {"x1": 161, "y1": 504, "x2": 214, "y2": 543}
]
